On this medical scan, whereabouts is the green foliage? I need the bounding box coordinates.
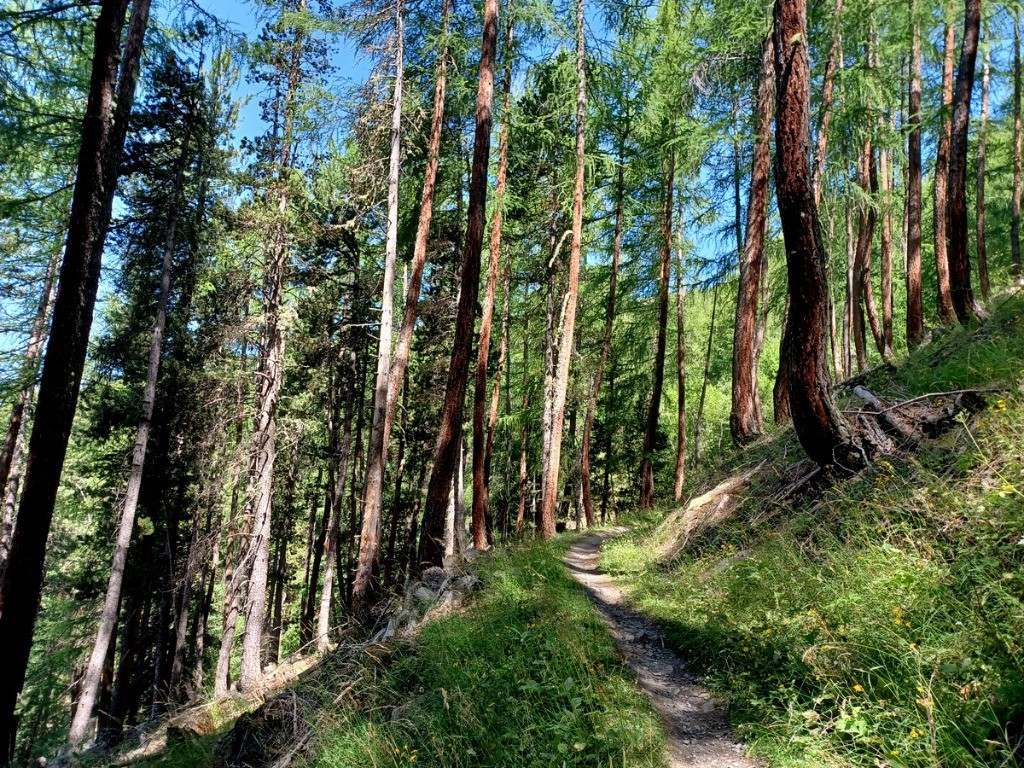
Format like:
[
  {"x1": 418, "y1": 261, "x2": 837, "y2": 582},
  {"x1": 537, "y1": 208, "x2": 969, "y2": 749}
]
[
  {"x1": 601, "y1": 296, "x2": 1024, "y2": 768},
  {"x1": 315, "y1": 542, "x2": 666, "y2": 767}
]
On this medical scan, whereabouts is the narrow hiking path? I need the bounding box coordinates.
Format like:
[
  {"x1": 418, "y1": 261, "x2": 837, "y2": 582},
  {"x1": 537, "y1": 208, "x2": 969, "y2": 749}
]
[{"x1": 565, "y1": 529, "x2": 760, "y2": 768}]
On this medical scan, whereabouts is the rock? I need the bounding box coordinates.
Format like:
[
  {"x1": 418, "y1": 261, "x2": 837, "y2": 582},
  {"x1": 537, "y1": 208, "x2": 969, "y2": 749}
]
[
  {"x1": 454, "y1": 574, "x2": 483, "y2": 593},
  {"x1": 421, "y1": 566, "x2": 447, "y2": 591},
  {"x1": 413, "y1": 586, "x2": 436, "y2": 606}
]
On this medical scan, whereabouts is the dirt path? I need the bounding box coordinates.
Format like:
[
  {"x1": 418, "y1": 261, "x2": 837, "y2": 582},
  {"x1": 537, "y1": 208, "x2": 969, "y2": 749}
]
[{"x1": 565, "y1": 528, "x2": 760, "y2": 768}]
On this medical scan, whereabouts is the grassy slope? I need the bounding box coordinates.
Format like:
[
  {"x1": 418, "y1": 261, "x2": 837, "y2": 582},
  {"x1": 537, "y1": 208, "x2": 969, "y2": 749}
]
[
  {"x1": 312, "y1": 541, "x2": 666, "y2": 767},
  {"x1": 124, "y1": 541, "x2": 668, "y2": 768},
  {"x1": 602, "y1": 293, "x2": 1024, "y2": 768}
]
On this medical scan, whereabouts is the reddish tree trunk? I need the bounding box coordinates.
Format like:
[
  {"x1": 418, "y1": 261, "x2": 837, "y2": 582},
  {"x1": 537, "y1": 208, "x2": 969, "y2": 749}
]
[
  {"x1": 730, "y1": 36, "x2": 774, "y2": 447},
  {"x1": 934, "y1": 3, "x2": 957, "y2": 325},
  {"x1": 772, "y1": 0, "x2": 866, "y2": 471},
  {"x1": 472, "y1": 14, "x2": 513, "y2": 550},
  {"x1": 906, "y1": 13, "x2": 924, "y2": 349},
  {"x1": 673, "y1": 228, "x2": 686, "y2": 500},
  {"x1": 419, "y1": 0, "x2": 499, "y2": 567}
]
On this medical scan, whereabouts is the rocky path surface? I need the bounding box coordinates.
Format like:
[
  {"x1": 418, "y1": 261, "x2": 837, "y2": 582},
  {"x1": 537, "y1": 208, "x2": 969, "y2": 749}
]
[{"x1": 565, "y1": 529, "x2": 760, "y2": 768}]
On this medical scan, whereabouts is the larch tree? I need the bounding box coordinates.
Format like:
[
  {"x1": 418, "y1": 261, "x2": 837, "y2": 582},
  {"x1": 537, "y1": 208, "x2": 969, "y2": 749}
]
[
  {"x1": 539, "y1": 0, "x2": 586, "y2": 536},
  {"x1": 0, "y1": 0, "x2": 149, "y2": 754},
  {"x1": 730, "y1": 34, "x2": 774, "y2": 447},
  {"x1": 418, "y1": 0, "x2": 499, "y2": 567},
  {"x1": 1013, "y1": 13, "x2": 1022, "y2": 279},
  {"x1": 771, "y1": 0, "x2": 868, "y2": 471},
  {"x1": 976, "y1": 44, "x2": 989, "y2": 301},
  {"x1": 945, "y1": 0, "x2": 980, "y2": 324},
  {"x1": 352, "y1": 0, "x2": 405, "y2": 619},
  {"x1": 66, "y1": 85, "x2": 196, "y2": 749},
  {"x1": 934, "y1": 0, "x2": 956, "y2": 326}
]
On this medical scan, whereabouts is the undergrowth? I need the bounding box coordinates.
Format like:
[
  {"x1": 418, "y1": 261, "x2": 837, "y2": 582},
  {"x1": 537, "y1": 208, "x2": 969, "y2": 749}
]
[
  {"x1": 312, "y1": 541, "x2": 665, "y2": 768},
  {"x1": 603, "y1": 295, "x2": 1024, "y2": 768}
]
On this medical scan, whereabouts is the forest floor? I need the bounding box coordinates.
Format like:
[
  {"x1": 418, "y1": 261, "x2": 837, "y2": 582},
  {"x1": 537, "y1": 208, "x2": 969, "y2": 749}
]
[
  {"x1": 565, "y1": 529, "x2": 759, "y2": 768},
  {"x1": 105, "y1": 291, "x2": 1024, "y2": 768}
]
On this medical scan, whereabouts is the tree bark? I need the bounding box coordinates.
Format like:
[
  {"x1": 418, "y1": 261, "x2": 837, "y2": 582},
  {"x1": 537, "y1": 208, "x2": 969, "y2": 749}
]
[
  {"x1": 976, "y1": 45, "x2": 989, "y2": 301},
  {"x1": 946, "y1": 0, "x2": 980, "y2": 324},
  {"x1": 418, "y1": 0, "x2": 499, "y2": 567},
  {"x1": 772, "y1": 0, "x2": 867, "y2": 471},
  {"x1": 539, "y1": 0, "x2": 585, "y2": 535},
  {"x1": 0, "y1": 0, "x2": 147, "y2": 753},
  {"x1": 352, "y1": 0, "x2": 404, "y2": 618},
  {"x1": 906, "y1": 13, "x2": 924, "y2": 349},
  {"x1": 639, "y1": 151, "x2": 674, "y2": 509},
  {"x1": 934, "y1": 2, "x2": 957, "y2": 325},
  {"x1": 472, "y1": 13, "x2": 513, "y2": 551},
  {"x1": 730, "y1": 36, "x2": 774, "y2": 447}
]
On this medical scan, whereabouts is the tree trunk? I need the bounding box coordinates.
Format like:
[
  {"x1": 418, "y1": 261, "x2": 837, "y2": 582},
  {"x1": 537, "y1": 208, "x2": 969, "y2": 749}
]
[
  {"x1": 639, "y1": 152, "x2": 674, "y2": 509},
  {"x1": 673, "y1": 229, "x2": 686, "y2": 501},
  {"x1": 730, "y1": 36, "x2": 774, "y2": 447},
  {"x1": 879, "y1": 142, "x2": 895, "y2": 359},
  {"x1": 772, "y1": 0, "x2": 867, "y2": 471},
  {"x1": 811, "y1": 0, "x2": 844, "y2": 207},
  {"x1": 1014, "y1": 14, "x2": 1022, "y2": 279},
  {"x1": 946, "y1": 0, "x2": 980, "y2": 324},
  {"x1": 693, "y1": 283, "x2": 719, "y2": 469},
  {"x1": 934, "y1": 2, "x2": 957, "y2": 325},
  {"x1": 976, "y1": 46, "x2": 989, "y2": 301},
  {"x1": 352, "y1": 0, "x2": 404, "y2": 618},
  {"x1": 906, "y1": 13, "x2": 924, "y2": 349},
  {"x1": 472, "y1": 13, "x2": 513, "y2": 551},
  {"x1": 418, "y1": 0, "x2": 499, "y2": 567},
  {"x1": 539, "y1": 0, "x2": 585, "y2": 535},
  {"x1": 66, "y1": 124, "x2": 188, "y2": 748},
  {"x1": 515, "y1": 287, "x2": 530, "y2": 537},
  {"x1": 0, "y1": 0, "x2": 147, "y2": 752},
  {"x1": 582, "y1": 141, "x2": 623, "y2": 524},
  {"x1": 316, "y1": 349, "x2": 356, "y2": 652}
]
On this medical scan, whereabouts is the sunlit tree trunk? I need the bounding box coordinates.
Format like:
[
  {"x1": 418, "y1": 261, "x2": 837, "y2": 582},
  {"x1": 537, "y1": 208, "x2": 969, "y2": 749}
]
[
  {"x1": 539, "y1": 0, "x2": 585, "y2": 534},
  {"x1": 730, "y1": 36, "x2": 774, "y2": 446},
  {"x1": 419, "y1": 0, "x2": 499, "y2": 567},
  {"x1": 352, "y1": 0, "x2": 404, "y2": 618},
  {"x1": 673, "y1": 228, "x2": 686, "y2": 501},
  {"x1": 472, "y1": 13, "x2": 513, "y2": 550},
  {"x1": 934, "y1": 2, "x2": 957, "y2": 325},
  {"x1": 1014, "y1": 14, "x2": 1022, "y2": 279}
]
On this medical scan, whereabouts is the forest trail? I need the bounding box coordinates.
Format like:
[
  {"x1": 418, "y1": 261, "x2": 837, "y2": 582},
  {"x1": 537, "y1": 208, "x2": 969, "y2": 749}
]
[{"x1": 565, "y1": 529, "x2": 760, "y2": 768}]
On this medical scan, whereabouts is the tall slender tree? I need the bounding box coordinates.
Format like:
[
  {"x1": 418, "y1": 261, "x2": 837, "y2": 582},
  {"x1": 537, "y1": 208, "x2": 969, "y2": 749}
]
[
  {"x1": 0, "y1": 0, "x2": 148, "y2": 754},
  {"x1": 906, "y1": 12, "x2": 924, "y2": 348},
  {"x1": 539, "y1": 0, "x2": 585, "y2": 535},
  {"x1": 352, "y1": 0, "x2": 404, "y2": 618},
  {"x1": 934, "y1": 1, "x2": 956, "y2": 325},
  {"x1": 418, "y1": 0, "x2": 499, "y2": 566},
  {"x1": 730, "y1": 35, "x2": 774, "y2": 447},
  {"x1": 945, "y1": 0, "x2": 980, "y2": 324}
]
